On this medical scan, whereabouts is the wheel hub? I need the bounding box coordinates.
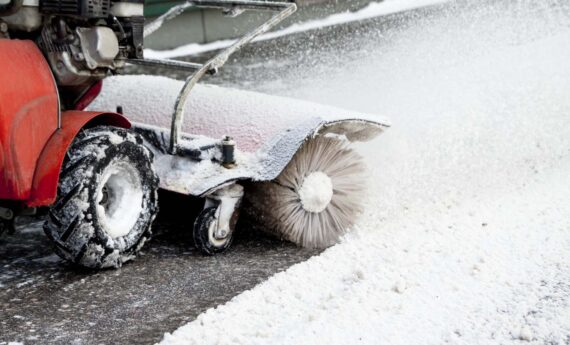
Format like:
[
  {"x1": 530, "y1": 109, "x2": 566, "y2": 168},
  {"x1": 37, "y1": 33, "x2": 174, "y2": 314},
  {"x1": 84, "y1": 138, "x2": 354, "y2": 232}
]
[
  {"x1": 96, "y1": 161, "x2": 143, "y2": 239},
  {"x1": 207, "y1": 208, "x2": 229, "y2": 246},
  {"x1": 298, "y1": 171, "x2": 333, "y2": 213}
]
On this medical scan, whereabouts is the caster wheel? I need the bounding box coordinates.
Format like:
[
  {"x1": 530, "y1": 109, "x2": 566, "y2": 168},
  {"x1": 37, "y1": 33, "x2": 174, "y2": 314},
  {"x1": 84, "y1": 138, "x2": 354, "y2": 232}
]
[
  {"x1": 0, "y1": 207, "x2": 16, "y2": 237},
  {"x1": 0, "y1": 218, "x2": 15, "y2": 237},
  {"x1": 193, "y1": 206, "x2": 237, "y2": 255}
]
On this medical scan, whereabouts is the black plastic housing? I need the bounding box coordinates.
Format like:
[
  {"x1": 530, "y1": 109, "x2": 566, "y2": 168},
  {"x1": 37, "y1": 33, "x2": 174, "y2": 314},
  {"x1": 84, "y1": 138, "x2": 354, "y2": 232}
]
[{"x1": 40, "y1": 0, "x2": 111, "y2": 18}]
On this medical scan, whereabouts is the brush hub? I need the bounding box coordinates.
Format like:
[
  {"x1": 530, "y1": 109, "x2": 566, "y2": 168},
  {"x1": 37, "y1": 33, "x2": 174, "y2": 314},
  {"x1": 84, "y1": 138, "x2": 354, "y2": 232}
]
[{"x1": 298, "y1": 171, "x2": 333, "y2": 213}]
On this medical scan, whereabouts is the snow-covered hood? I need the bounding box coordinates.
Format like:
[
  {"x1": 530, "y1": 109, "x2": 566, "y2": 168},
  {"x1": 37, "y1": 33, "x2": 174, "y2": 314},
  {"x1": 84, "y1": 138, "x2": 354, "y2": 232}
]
[
  {"x1": 90, "y1": 75, "x2": 390, "y2": 153},
  {"x1": 89, "y1": 75, "x2": 389, "y2": 195}
]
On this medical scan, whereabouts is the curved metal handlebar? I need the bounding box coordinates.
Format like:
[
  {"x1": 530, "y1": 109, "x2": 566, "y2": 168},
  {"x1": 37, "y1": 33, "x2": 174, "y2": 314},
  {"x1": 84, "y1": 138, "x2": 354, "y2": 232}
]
[{"x1": 145, "y1": 0, "x2": 297, "y2": 154}]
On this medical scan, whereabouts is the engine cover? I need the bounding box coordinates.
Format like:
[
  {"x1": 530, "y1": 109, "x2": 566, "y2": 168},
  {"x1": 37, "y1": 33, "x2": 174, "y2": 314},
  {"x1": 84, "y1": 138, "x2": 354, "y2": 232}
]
[{"x1": 77, "y1": 26, "x2": 119, "y2": 70}]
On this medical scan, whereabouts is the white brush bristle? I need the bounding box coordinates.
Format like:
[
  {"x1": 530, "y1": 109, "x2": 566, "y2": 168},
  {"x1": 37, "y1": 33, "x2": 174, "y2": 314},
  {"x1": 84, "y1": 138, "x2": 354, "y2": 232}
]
[{"x1": 246, "y1": 136, "x2": 367, "y2": 248}]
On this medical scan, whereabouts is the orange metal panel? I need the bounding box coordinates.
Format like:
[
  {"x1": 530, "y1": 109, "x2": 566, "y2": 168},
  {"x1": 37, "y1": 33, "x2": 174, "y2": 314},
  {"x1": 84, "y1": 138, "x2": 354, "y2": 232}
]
[
  {"x1": 0, "y1": 39, "x2": 59, "y2": 200},
  {"x1": 27, "y1": 111, "x2": 131, "y2": 207}
]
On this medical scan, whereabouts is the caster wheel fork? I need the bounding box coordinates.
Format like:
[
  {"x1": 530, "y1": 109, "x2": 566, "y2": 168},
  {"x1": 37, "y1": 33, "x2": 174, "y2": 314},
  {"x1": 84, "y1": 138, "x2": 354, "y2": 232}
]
[{"x1": 193, "y1": 184, "x2": 244, "y2": 255}]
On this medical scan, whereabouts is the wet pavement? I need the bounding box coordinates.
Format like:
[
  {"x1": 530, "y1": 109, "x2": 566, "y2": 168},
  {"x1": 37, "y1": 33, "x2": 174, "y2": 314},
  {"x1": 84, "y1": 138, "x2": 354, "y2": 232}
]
[{"x1": 0, "y1": 193, "x2": 319, "y2": 344}]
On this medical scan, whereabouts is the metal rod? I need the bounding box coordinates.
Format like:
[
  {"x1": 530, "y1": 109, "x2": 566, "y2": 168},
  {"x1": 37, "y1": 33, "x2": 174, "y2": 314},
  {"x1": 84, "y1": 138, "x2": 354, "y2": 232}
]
[
  {"x1": 127, "y1": 58, "x2": 203, "y2": 72},
  {"x1": 189, "y1": 0, "x2": 295, "y2": 10},
  {"x1": 167, "y1": 1, "x2": 297, "y2": 154},
  {"x1": 144, "y1": 2, "x2": 193, "y2": 38}
]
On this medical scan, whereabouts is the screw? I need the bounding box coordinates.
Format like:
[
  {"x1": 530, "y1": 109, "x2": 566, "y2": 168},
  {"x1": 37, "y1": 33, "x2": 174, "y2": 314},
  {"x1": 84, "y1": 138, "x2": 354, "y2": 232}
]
[{"x1": 0, "y1": 22, "x2": 8, "y2": 33}]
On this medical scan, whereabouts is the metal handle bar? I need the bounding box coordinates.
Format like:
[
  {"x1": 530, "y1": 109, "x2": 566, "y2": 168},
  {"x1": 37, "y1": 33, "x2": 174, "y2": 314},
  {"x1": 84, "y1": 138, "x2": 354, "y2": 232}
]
[
  {"x1": 126, "y1": 58, "x2": 206, "y2": 73},
  {"x1": 143, "y1": 0, "x2": 297, "y2": 154}
]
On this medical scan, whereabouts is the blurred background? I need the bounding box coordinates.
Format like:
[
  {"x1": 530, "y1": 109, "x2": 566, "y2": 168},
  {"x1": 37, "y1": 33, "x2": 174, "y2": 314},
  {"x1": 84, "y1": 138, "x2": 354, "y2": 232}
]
[{"x1": 145, "y1": 0, "x2": 382, "y2": 48}]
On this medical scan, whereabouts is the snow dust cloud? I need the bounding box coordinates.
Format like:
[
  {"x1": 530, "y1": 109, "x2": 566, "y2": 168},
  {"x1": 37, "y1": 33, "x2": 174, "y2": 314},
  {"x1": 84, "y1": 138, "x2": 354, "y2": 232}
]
[
  {"x1": 160, "y1": 1, "x2": 570, "y2": 344},
  {"x1": 273, "y1": 0, "x2": 570, "y2": 216}
]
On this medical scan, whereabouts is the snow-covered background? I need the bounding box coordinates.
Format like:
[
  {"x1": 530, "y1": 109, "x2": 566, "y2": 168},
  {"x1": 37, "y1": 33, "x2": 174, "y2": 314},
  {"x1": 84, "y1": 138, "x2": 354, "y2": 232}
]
[{"x1": 158, "y1": 0, "x2": 570, "y2": 344}]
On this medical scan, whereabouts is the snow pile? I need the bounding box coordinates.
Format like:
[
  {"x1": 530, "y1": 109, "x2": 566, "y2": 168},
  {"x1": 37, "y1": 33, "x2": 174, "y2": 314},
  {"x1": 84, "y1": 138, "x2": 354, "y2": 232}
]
[
  {"x1": 162, "y1": 167, "x2": 570, "y2": 345},
  {"x1": 145, "y1": 0, "x2": 450, "y2": 59},
  {"x1": 159, "y1": 1, "x2": 570, "y2": 344}
]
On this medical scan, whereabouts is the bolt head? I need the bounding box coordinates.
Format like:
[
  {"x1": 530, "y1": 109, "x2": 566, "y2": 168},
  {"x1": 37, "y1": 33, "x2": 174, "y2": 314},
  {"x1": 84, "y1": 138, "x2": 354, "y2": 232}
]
[{"x1": 216, "y1": 228, "x2": 228, "y2": 239}]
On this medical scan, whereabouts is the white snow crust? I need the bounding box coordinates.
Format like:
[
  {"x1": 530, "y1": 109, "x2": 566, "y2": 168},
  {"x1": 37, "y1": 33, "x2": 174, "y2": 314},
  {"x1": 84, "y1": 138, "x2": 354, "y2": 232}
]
[
  {"x1": 158, "y1": 1, "x2": 570, "y2": 344},
  {"x1": 145, "y1": 0, "x2": 450, "y2": 59},
  {"x1": 90, "y1": 76, "x2": 387, "y2": 153}
]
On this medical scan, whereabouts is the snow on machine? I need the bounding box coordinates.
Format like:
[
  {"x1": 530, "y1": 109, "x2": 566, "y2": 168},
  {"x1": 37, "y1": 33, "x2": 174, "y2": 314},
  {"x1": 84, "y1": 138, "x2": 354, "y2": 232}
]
[{"x1": 0, "y1": 0, "x2": 389, "y2": 269}]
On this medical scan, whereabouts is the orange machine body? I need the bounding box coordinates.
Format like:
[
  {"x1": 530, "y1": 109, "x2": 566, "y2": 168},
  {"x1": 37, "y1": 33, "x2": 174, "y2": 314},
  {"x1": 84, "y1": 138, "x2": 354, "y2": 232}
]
[{"x1": 0, "y1": 39, "x2": 130, "y2": 207}]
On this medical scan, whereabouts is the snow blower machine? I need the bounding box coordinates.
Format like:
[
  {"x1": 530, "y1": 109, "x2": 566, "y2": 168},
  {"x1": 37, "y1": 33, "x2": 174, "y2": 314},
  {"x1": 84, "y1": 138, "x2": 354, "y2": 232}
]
[{"x1": 0, "y1": 0, "x2": 389, "y2": 268}]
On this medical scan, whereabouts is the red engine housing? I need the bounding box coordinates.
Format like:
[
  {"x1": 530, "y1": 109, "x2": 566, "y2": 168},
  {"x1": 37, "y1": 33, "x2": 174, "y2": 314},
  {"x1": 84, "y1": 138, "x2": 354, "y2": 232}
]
[{"x1": 0, "y1": 39, "x2": 130, "y2": 207}]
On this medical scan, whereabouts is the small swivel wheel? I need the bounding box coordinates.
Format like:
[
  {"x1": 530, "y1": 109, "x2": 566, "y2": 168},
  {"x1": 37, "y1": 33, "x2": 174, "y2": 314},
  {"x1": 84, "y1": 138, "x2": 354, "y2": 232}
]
[
  {"x1": 193, "y1": 206, "x2": 234, "y2": 255},
  {"x1": 0, "y1": 207, "x2": 16, "y2": 237},
  {"x1": 0, "y1": 219, "x2": 15, "y2": 237},
  {"x1": 193, "y1": 184, "x2": 243, "y2": 255}
]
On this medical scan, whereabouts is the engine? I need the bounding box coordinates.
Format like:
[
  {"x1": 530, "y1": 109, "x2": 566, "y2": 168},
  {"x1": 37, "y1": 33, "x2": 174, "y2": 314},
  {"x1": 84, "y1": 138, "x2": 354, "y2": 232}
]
[{"x1": 0, "y1": 0, "x2": 144, "y2": 107}]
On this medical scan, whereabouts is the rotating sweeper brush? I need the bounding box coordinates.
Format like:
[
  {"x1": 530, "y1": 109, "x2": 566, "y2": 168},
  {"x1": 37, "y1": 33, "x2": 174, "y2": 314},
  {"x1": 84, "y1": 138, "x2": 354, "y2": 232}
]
[
  {"x1": 0, "y1": 0, "x2": 388, "y2": 269},
  {"x1": 246, "y1": 136, "x2": 367, "y2": 248}
]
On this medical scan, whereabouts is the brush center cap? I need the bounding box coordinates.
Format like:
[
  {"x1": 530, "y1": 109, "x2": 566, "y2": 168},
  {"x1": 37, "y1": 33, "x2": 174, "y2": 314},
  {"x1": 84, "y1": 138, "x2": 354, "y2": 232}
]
[{"x1": 298, "y1": 171, "x2": 333, "y2": 213}]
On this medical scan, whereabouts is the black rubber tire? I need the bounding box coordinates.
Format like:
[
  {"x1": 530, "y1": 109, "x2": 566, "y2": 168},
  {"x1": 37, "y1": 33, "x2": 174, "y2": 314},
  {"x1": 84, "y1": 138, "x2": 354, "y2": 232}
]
[
  {"x1": 44, "y1": 126, "x2": 159, "y2": 269},
  {"x1": 193, "y1": 206, "x2": 235, "y2": 255}
]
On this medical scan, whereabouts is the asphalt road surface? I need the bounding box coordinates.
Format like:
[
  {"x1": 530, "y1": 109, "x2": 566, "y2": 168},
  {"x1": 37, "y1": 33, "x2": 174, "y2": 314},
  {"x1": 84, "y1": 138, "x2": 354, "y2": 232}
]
[{"x1": 0, "y1": 193, "x2": 319, "y2": 344}]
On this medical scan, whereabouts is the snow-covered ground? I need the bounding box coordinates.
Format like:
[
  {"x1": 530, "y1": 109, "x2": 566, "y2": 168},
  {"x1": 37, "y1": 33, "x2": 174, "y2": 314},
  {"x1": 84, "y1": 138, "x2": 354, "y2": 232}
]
[{"x1": 159, "y1": 1, "x2": 570, "y2": 344}]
